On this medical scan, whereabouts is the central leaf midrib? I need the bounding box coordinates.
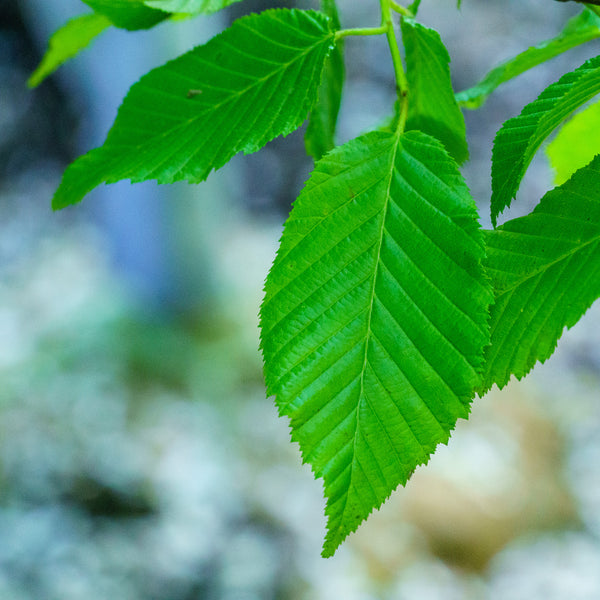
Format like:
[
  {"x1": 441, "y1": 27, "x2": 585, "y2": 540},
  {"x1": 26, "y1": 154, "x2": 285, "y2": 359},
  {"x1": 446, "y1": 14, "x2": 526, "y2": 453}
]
[{"x1": 331, "y1": 133, "x2": 402, "y2": 539}]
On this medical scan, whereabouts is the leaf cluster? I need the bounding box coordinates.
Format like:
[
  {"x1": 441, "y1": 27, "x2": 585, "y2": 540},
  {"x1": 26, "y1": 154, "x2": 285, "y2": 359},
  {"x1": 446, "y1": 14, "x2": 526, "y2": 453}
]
[{"x1": 30, "y1": 0, "x2": 600, "y2": 556}]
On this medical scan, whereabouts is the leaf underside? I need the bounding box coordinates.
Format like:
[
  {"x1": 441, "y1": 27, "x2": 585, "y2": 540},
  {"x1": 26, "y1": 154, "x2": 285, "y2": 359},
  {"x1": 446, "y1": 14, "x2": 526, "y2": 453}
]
[
  {"x1": 402, "y1": 18, "x2": 468, "y2": 164},
  {"x1": 52, "y1": 9, "x2": 335, "y2": 209},
  {"x1": 457, "y1": 8, "x2": 600, "y2": 109},
  {"x1": 491, "y1": 54, "x2": 600, "y2": 226},
  {"x1": 481, "y1": 156, "x2": 600, "y2": 392},
  {"x1": 260, "y1": 129, "x2": 492, "y2": 557}
]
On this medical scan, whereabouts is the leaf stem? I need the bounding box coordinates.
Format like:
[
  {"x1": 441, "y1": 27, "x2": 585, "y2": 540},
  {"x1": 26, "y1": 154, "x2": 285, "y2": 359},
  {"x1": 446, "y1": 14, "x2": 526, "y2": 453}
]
[
  {"x1": 390, "y1": 1, "x2": 414, "y2": 17},
  {"x1": 380, "y1": 0, "x2": 409, "y2": 131},
  {"x1": 588, "y1": 5, "x2": 600, "y2": 17},
  {"x1": 335, "y1": 25, "x2": 388, "y2": 41}
]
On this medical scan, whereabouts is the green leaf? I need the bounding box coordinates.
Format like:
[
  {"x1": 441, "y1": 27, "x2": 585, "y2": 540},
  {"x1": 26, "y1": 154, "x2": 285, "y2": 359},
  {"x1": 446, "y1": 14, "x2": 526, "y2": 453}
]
[
  {"x1": 28, "y1": 13, "x2": 111, "y2": 88},
  {"x1": 401, "y1": 18, "x2": 468, "y2": 164},
  {"x1": 546, "y1": 100, "x2": 600, "y2": 185},
  {"x1": 457, "y1": 9, "x2": 600, "y2": 109},
  {"x1": 52, "y1": 9, "x2": 336, "y2": 209},
  {"x1": 82, "y1": 0, "x2": 168, "y2": 30},
  {"x1": 260, "y1": 129, "x2": 492, "y2": 557},
  {"x1": 305, "y1": 0, "x2": 344, "y2": 160},
  {"x1": 143, "y1": 0, "x2": 243, "y2": 14},
  {"x1": 481, "y1": 157, "x2": 600, "y2": 392},
  {"x1": 491, "y1": 55, "x2": 600, "y2": 226}
]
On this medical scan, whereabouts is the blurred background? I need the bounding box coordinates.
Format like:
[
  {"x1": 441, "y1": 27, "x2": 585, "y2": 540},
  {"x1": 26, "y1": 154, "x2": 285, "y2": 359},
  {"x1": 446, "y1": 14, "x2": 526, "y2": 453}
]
[{"x1": 1, "y1": 0, "x2": 600, "y2": 598}]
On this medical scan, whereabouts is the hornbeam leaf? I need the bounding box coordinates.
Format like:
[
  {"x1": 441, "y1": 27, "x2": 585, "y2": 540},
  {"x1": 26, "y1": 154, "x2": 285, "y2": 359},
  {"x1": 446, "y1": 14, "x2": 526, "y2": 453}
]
[
  {"x1": 546, "y1": 100, "x2": 600, "y2": 185},
  {"x1": 143, "y1": 0, "x2": 243, "y2": 14},
  {"x1": 491, "y1": 55, "x2": 600, "y2": 227},
  {"x1": 481, "y1": 157, "x2": 600, "y2": 393},
  {"x1": 402, "y1": 18, "x2": 468, "y2": 164},
  {"x1": 28, "y1": 13, "x2": 111, "y2": 88},
  {"x1": 457, "y1": 9, "x2": 600, "y2": 109},
  {"x1": 305, "y1": 0, "x2": 344, "y2": 160},
  {"x1": 82, "y1": 0, "x2": 167, "y2": 30},
  {"x1": 260, "y1": 129, "x2": 492, "y2": 557},
  {"x1": 52, "y1": 9, "x2": 336, "y2": 209}
]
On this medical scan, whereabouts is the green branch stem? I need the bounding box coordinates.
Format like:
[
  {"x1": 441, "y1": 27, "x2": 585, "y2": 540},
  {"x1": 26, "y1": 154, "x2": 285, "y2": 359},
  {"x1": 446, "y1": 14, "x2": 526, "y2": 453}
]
[
  {"x1": 390, "y1": 0, "x2": 414, "y2": 17},
  {"x1": 335, "y1": 24, "x2": 387, "y2": 41},
  {"x1": 380, "y1": 0, "x2": 409, "y2": 131}
]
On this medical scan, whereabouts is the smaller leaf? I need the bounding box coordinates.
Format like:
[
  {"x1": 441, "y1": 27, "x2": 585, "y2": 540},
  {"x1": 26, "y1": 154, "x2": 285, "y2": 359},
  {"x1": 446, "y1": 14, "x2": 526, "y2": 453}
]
[
  {"x1": 401, "y1": 18, "x2": 468, "y2": 164},
  {"x1": 491, "y1": 54, "x2": 600, "y2": 226},
  {"x1": 52, "y1": 9, "x2": 336, "y2": 209},
  {"x1": 143, "y1": 0, "x2": 243, "y2": 14},
  {"x1": 546, "y1": 100, "x2": 600, "y2": 185},
  {"x1": 481, "y1": 157, "x2": 600, "y2": 392},
  {"x1": 82, "y1": 0, "x2": 167, "y2": 30},
  {"x1": 305, "y1": 0, "x2": 344, "y2": 160},
  {"x1": 28, "y1": 13, "x2": 111, "y2": 88},
  {"x1": 457, "y1": 9, "x2": 600, "y2": 109}
]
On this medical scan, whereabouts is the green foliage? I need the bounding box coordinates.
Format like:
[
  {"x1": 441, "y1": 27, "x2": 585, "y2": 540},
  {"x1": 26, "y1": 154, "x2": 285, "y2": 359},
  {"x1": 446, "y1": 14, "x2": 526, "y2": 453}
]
[
  {"x1": 304, "y1": 0, "x2": 344, "y2": 160},
  {"x1": 52, "y1": 9, "x2": 335, "y2": 209},
  {"x1": 30, "y1": 0, "x2": 600, "y2": 556},
  {"x1": 81, "y1": 0, "x2": 168, "y2": 30},
  {"x1": 28, "y1": 13, "x2": 111, "y2": 88},
  {"x1": 481, "y1": 157, "x2": 600, "y2": 392},
  {"x1": 457, "y1": 8, "x2": 600, "y2": 109},
  {"x1": 491, "y1": 54, "x2": 600, "y2": 226},
  {"x1": 260, "y1": 129, "x2": 492, "y2": 556},
  {"x1": 401, "y1": 17, "x2": 468, "y2": 163},
  {"x1": 143, "y1": 0, "x2": 243, "y2": 14},
  {"x1": 546, "y1": 99, "x2": 600, "y2": 184}
]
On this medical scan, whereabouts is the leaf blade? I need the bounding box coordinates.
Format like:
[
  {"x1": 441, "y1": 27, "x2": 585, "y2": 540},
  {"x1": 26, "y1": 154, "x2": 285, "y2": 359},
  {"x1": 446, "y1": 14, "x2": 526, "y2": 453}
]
[
  {"x1": 52, "y1": 8, "x2": 336, "y2": 209},
  {"x1": 402, "y1": 18, "x2": 468, "y2": 164},
  {"x1": 28, "y1": 13, "x2": 111, "y2": 88},
  {"x1": 457, "y1": 8, "x2": 600, "y2": 109},
  {"x1": 305, "y1": 0, "x2": 345, "y2": 160},
  {"x1": 481, "y1": 157, "x2": 600, "y2": 392},
  {"x1": 491, "y1": 54, "x2": 600, "y2": 226},
  {"x1": 82, "y1": 0, "x2": 168, "y2": 30},
  {"x1": 260, "y1": 130, "x2": 492, "y2": 557},
  {"x1": 546, "y1": 99, "x2": 600, "y2": 185},
  {"x1": 143, "y1": 0, "x2": 243, "y2": 14}
]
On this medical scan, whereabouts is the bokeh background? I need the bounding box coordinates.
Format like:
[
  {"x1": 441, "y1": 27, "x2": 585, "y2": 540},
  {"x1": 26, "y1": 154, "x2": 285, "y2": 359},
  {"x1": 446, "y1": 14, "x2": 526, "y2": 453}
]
[{"x1": 1, "y1": 0, "x2": 600, "y2": 598}]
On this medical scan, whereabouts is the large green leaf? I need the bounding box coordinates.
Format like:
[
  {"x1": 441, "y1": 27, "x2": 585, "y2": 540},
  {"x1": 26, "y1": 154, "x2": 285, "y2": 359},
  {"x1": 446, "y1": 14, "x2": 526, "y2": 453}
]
[
  {"x1": 546, "y1": 99, "x2": 600, "y2": 185},
  {"x1": 260, "y1": 129, "x2": 492, "y2": 557},
  {"x1": 491, "y1": 55, "x2": 600, "y2": 226},
  {"x1": 143, "y1": 0, "x2": 243, "y2": 14},
  {"x1": 52, "y1": 9, "x2": 336, "y2": 209},
  {"x1": 28, "y1": 13, "x2": 111, "y2": 88},
  {"x1": 305, "y1": 0, "x2": 344, "y2": 161},
  {"x1": 401, "y1": 18, "x2": 468, "y2": 164},
  {"x1": 481, "y1": 157, "x2": 600, "y2": 393},
  {"x1": 457, "y1": 9, "x2": 600, "y2": 109},
  {"x1": 82, "y1": 0, "x2": 168, "y2": 30}
]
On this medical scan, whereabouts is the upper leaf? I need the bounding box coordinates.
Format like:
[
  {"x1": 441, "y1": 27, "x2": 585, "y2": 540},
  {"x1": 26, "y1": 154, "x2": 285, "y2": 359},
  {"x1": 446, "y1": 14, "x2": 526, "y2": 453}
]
[
  {"x1": 52, "y1": 9, "x2": 336, "y2": 209},
  {"x1": 143, "y1": 0, "x2": 243, "y2": 14},
  {"x1": 491, "y1": 54, "x2": 600, "y2": 226},
  {"x1": 28, "y1": 13, "x2": 111, "y2": 88},
  {"x1": 260, "y1": 129, "x2": 492, "y2": 557},
  {"x1": 82, "y1": 0, "x2": 168, "y2": 30},
  {"x1": 401, "y1": 18, "x2": 468, "y2": 164},
  {"x1": 305, "y1": 0, "x2": 345, "y2": 160},
  {"x1": 481, "y1": 157, "x2": 600, "y2": 393},
  {"x1": 457, "y1": 8, "x2": 600, "y2": 109},
  {"x1": 546, "y1": 99, "x2": 600, "y2": 185}
]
